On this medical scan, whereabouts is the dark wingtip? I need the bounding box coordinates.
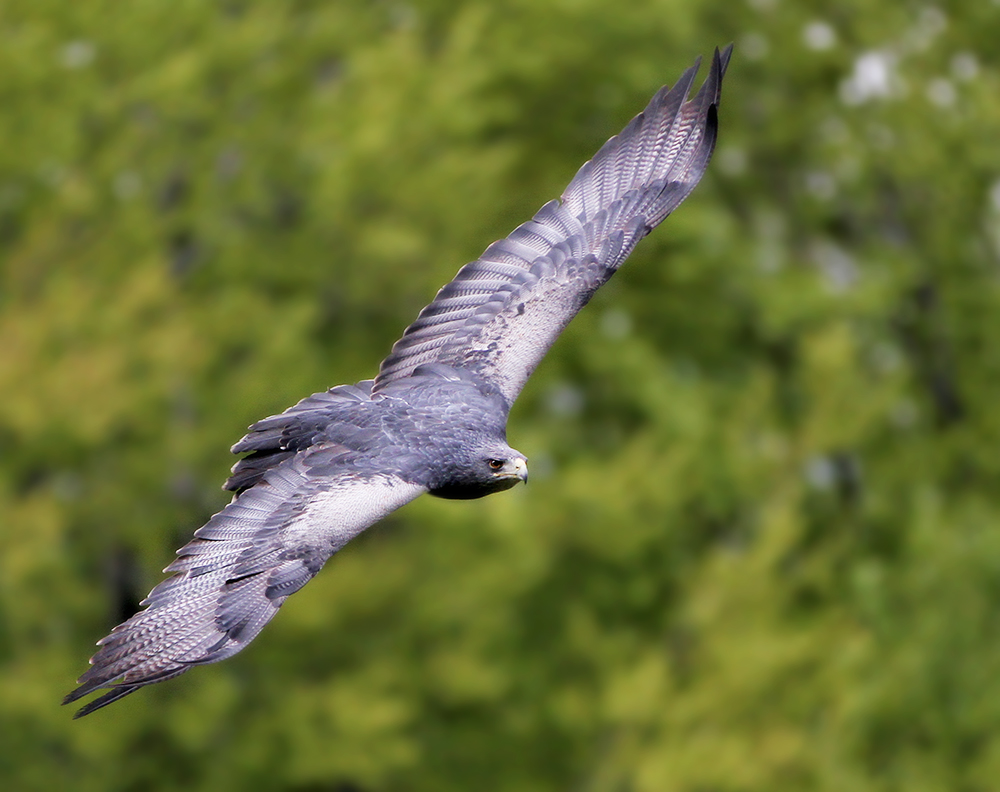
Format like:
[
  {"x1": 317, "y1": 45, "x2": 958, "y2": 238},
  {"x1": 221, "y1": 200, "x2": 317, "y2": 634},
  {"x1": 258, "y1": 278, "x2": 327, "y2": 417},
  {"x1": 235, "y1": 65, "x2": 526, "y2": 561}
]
[
  {"x1": 63, "y1": 680, "x2": 140, "y2": 719},
  {"x1": 688, "y1": 44, "x2": 732, "y2": 121},
  {"x1": 717, "y1": 43, "x2": 734, "y2": 79},
  {"x1": 62, "y1": 672, "x2": 100, "y2": 706}
]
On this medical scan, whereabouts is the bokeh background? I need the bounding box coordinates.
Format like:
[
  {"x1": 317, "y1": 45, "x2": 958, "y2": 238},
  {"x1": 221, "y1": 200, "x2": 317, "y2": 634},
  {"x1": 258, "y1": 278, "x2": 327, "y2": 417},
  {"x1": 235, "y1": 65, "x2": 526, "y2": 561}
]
[{"x1": 4, "y1": 0, "x2": 1000, "y2": 789}]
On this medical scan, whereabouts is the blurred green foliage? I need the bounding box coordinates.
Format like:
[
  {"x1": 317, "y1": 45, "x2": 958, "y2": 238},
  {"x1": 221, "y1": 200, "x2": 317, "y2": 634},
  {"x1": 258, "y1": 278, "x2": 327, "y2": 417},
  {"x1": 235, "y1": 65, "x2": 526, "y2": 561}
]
[{"x1": 3, "y1": 0, "x2": 1000, "y2": 789}]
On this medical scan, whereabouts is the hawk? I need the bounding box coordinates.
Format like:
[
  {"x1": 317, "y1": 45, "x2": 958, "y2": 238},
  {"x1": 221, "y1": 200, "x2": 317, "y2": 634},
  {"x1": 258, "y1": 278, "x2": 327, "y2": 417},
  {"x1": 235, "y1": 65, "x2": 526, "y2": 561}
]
[{"x1": 66, "y1": 46, "x2": 731, "y2": 717}]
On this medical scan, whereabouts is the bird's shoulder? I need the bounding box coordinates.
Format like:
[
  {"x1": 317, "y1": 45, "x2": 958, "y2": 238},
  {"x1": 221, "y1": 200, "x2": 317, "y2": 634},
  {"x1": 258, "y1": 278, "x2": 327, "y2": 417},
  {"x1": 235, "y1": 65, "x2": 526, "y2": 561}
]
[
  {"x1": 225, "y1": 380, "x2": 384, "y2": 492},
  {"x1": 374, "y1": 363, "x2": 510, "y2": 433},
  {"x1": 225, "y1": 366, "x2": 508, "y2": 494}
]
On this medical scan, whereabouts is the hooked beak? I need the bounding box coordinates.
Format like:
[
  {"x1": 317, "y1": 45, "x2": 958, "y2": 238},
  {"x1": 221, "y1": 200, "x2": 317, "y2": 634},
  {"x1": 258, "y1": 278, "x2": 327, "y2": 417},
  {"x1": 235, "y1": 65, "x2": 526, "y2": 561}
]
[{"x1": 514, "y1": 457, "x2": 528, "y2": 485}]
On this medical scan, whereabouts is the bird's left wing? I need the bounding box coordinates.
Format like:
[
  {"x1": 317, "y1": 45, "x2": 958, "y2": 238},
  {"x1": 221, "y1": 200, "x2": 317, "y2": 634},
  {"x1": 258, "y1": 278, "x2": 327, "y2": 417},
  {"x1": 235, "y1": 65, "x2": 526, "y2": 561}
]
[
  {"x1": 373, "y1": 46, "x2": 731, "y2": 407},
  {"x1": 64, "y1": 444, "x2": 425, "y2": 718}
]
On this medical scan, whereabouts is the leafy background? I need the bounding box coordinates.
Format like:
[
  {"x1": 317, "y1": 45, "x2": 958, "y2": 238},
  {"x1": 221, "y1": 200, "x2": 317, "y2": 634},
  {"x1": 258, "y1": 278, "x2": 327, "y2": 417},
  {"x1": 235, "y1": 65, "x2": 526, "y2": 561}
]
[{"x1": 4, "y1": 0, "x2": 1000, "y2": 790}]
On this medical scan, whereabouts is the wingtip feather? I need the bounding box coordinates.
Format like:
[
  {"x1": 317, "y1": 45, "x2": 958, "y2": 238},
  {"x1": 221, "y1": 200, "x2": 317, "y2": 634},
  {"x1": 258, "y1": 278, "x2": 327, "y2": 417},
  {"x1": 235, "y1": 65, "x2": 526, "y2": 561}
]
[
  {"x1": 717, "y1": 43, "x2": 735, "y2": 78},
  {"x1": 65, "y1": 683, "x2": 140, "y2": 719}
]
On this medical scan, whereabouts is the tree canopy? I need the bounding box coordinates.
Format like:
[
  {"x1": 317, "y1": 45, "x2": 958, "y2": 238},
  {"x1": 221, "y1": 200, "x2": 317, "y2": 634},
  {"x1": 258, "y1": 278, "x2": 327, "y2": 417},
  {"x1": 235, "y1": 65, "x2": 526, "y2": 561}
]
[{"x1": 4, "y1": 1, "x2": 1000, "y2": 790}]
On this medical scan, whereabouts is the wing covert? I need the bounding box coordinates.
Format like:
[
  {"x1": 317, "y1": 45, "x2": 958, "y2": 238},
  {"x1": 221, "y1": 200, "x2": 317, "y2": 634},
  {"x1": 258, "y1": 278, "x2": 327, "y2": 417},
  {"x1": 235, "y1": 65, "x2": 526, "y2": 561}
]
[
  {"x1": 373, "y1": 46, "x2": 732, "y2": 406},
  {"x1": 64, "y1": 449, "x2": 425, "y2": 717}
]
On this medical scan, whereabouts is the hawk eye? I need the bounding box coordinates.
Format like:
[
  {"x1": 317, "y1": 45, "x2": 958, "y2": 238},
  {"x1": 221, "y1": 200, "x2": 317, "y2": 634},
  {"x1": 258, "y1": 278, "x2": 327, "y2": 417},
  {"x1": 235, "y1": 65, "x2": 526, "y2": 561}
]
[{"x1": 488, "y1": 459, "x2": 505, "y2": 471}]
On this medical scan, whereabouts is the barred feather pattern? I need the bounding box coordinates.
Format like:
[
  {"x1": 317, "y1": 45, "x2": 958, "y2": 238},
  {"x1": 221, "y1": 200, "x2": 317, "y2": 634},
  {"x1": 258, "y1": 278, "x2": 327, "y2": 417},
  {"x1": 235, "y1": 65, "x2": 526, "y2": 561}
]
[
  {"x1": 63, "y1": 450, "x2": 424, "y2": 718},
  {"x1": 374, "y1": 45, "x2": 731, "y2": 405}
]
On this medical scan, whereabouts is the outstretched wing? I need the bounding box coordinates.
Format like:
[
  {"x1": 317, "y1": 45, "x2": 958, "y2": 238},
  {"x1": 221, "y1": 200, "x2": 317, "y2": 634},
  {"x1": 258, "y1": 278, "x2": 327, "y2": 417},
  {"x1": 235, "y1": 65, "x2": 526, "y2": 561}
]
[
  {"x1": 64, "y1": 444, "x2": 425, "y2": 718},
  {"x1": 374, "y1": 46, "x2": 731, "y2": 407}
]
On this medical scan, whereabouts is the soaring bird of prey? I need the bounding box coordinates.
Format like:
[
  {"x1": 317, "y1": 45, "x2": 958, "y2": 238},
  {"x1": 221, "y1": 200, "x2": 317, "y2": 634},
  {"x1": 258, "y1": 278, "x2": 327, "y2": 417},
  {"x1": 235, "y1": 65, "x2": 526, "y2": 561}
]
[{"x1": 65, "y1": 47, "x2": 731, "y2": 717}]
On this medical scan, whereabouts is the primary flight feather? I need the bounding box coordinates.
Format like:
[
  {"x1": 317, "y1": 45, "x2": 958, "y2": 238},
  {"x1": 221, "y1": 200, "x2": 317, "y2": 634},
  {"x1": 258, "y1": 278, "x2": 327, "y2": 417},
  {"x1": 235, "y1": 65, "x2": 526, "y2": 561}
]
[{"x1": 65, "y1": 46, "x2": 731, "y2": 717}]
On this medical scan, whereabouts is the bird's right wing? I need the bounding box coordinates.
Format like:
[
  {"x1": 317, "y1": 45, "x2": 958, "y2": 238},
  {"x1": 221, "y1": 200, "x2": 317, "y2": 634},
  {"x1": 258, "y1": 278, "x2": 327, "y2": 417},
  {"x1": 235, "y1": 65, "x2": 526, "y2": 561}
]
[
  {"x1": 373, "y1": 46, "x2": 731, "y2": 407},
  {"x1": 64, "y1": 445, "x2": 425, "y2": 718}
]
